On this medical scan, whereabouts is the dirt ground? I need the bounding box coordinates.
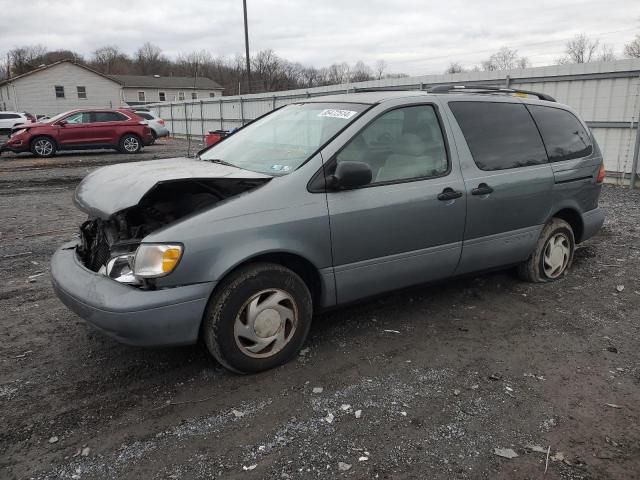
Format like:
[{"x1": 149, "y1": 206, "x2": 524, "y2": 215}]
[{"x1": 1, "y1": 138, "x2": 639, "y2": 480}]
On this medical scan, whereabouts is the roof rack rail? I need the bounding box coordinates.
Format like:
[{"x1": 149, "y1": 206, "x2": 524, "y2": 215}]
[{"x1": 428, "y1": 84, "x2": 556, "y2": 102}]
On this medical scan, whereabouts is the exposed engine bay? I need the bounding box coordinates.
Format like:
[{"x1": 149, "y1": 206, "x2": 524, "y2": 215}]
[{"x1": 76, "y1": 178, "x2": 269, "y2": 285}]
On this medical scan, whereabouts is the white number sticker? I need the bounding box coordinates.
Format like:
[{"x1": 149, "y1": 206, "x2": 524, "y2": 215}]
[{"x1": 318, "y1": 109, "x2": 358, "y2": 119}]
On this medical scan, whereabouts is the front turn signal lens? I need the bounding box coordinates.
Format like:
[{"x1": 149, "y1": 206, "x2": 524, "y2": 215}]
[{"x1": 134, "y1": 244, "x2": 183, "y2": 278}]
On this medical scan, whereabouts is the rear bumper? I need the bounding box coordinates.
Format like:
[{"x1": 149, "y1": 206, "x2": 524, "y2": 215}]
[
  {"x1": 51, "y1": 241, "x2": 215, "y2": 346},
  {"x1": 581, "y1": 207, "x2": 605, "y2": 242}
]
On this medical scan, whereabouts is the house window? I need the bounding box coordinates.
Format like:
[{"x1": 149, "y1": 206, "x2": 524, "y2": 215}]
[
  {"x1": 191, "y1": 92, "x2": 198, "y2": 99},
  {"x1": 55, "y1": 86, "x2": 65, "y2": 98},
  {"x1": 77, "y1": 86, "x2": 87, "y2": 99},
  {"x1": 159, "y1": 91, "x2": 166, "y2": 102},
  {"x1": 209, "y1": 93, "x2": 216, "y2": 98},
  {"x1": 178, "y1": 91, "x2": 185, "y2": 101},
  {"x1": 138, "y1": 91, "x2": 146, "y2": 102}
]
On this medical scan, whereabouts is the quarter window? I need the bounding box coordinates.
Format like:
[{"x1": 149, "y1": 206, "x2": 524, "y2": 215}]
[
  {"x1": 77, "y1": 86, "x2": 87, "y2": 99},
  {"x1": 138, "y1": 91, "x2": 146, "y2": 102},
  {"x1": 336, "y1": 105, "x2": 449, "y2": 183},
  {"x1": 527, "y1": 105, "x2": 592, "y2": 162},
  {"x1": 159, "y1": 91, "x2": 166, "y2": 102},
  {"x1": 54, "y1": 86, "x2": 65, "y2": 98},
  {"x1": 449, "y1": 101, "x2": 548, "y2": 171}
]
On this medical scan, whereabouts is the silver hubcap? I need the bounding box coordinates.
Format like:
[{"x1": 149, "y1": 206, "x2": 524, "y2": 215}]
[
  {"x1": 123, "y1": 137, "x2": 139, "y2": 152},
  {"x1": 34, "y1": 139, "x2": 53, "y2": 156},
  {"x1": 234, "y1": 289, "x2": 298, "y2": 358},
  {"x1": 543, "y1": 233, "x2": 570, "y2": 278}
]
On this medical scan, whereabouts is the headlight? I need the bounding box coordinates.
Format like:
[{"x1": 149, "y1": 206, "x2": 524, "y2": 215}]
[
  {"x1": 11, "y1": 129, "x2": 26, "y2": 137},
  {"x1": 133, "y1": 244, "x2": 183, "y2": 278}
]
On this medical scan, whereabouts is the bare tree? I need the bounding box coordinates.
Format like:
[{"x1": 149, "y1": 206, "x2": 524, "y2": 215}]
[
  {"x1": 559, "y1": 34, "x2": 600, "y2": 64},
  {"x1": 624, "y1": 34, "x2": 640, "y2": 58},
  {"x1": 350, "y1": 60, "x2": 373, "y2": 82},
  {"x1": 598, "y1": 44, "x2": 616, "y2": 62},
  {"x1": 445, "y1": 62, "x2": 464, "y2": 74},
  {"x1": 135, "y1": 42, "x2": 167, "y2": 75},
  {"x1": 8, "y1": 45, "x2": 47, "y2": 75},
  {"x1": 374, "y1": 60, "x2": 387, "y2": 80},
  {"x1": 481, "y1": 47, "x2": 528, "y2": 71},
  {"x1": 91, "y1": 46, "x2": 132, "y2": 74}
]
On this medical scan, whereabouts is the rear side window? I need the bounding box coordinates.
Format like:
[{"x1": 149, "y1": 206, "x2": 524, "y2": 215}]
[
  {"x1": 136, "y1": 112, "x2": 154, "y2": 120},
  {"x1": 527, "y1": 105, "x2": 592, "y2": 162},
  {"x1": 449, "y1": 101, "x2": 548, "y2": 171},
  {"x1": 94, "y1": 112, "x2": 128, "y2": 122},
  {"x1": 0, "y1": 113, "x2": 20, "y2": 119}
]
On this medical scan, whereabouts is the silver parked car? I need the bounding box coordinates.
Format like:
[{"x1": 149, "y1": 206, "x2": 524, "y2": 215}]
[
  {"x1": 52, "y1": 86, "x2": 605, "y2": 373},
  {"x1": 135, "y1": 110, "x2": 169, "y2": 142}
]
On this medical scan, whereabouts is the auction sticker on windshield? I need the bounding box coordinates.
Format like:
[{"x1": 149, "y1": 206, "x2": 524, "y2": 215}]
[{"x1": 318, "y1": 109, "x2": 358, "y2": 119}]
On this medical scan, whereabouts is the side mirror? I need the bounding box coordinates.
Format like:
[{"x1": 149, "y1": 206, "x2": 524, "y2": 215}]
[
  {"x1": 58, "y1": 120, "x2": 67, "y2": 127},
  {"x1": 330, "y1": 161, "x2": 372, "y2": 189}
]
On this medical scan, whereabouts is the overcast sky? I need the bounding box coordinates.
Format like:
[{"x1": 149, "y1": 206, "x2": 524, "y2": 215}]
[{"x1": 1, "y1": 0, "x2": 638, "y2": 75}]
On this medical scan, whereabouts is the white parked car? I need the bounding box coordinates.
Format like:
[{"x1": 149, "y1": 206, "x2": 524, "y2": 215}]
[
  {"x1": 0, "y1": 111, "x2": 35, "y2": 135},
  {"x1": 134, "y1": 110, "x2": 169, "y2": 143}
]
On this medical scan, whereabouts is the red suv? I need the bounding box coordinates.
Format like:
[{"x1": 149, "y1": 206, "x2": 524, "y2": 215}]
[{"x1": 0, "y1": 109, "x2": 154, "y2": 158}]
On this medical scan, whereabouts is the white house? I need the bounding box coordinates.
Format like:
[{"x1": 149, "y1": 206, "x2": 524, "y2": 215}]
[
  {"x1": 0, "y1": 61, "x2": 122, "y2": 116},
  {"x1": 0, "y1": 60, "x2": 224, "y2": 116}
]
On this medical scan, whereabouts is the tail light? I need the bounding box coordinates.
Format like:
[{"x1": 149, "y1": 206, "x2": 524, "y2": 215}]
[
  {"x1": 157, "y1": 119, "x2": 165, "y2": 125},
  {"x1": 596, "y1": 163, "x2": 606, "y2": 184}
]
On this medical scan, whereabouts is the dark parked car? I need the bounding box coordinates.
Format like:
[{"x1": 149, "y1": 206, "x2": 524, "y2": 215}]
[
  {"x1": 0, "y1": 109, "x2": 154, "y2": 157},
  {"x1": 51, "y1": 86, "x2": 605, "y2": 373}
]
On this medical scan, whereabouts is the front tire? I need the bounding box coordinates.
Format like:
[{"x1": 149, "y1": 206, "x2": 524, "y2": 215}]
[
  {"x1": 119, "y1": 134, "x2": 142, "y2": 154},
  {"x1": 202, "y1": 262, "x2": 313, "y2": 374},
  {"x1": 30, "y1": 136, "x2": 57, "y2": 158},
  {"x1": 518, "y1": 218, "x2": 575, "y2": 282}
]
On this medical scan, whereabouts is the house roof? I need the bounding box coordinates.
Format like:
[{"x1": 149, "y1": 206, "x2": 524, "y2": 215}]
[
  {"x1": 0, "y1": 60, "x2": 121, "y2": 87},
  {"x1": 108, "y1": 74, "x2": 224, "y2": 90}
]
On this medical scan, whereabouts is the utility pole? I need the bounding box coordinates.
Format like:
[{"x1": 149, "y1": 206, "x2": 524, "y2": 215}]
[{"x1": 243, "y1": 0, "x2": 252, "y2": 93}]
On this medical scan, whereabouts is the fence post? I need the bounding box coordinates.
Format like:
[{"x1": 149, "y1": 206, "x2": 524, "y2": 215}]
[
  {"x1": 199, "y1": 100, "x2": 205, "y2": 141},
  {"x1": 183, "y1": 102, "x2": 189, "y2": 140},
  {"x1": 505, "y1": 75, "x2": 511, "y2": 88},
  {"x1": 169, "y1": 103, "x2": 174, "y2": 137},
  {"x1": 240, "y1": 97, "x2": 245, "y2": 126},
  {"x1": 629, "y1": 122, "x2": 640, "y2": 189},
  {"x1": 219, "y1": 99, "x2": 224, "y2": 130},
  {"x1": 272, "y1": 95, "x2": 276, "y2": 110}
]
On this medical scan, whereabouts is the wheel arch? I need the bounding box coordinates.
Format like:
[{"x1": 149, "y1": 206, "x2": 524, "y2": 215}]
[
  {"x1": 551, "y1": 208, "x2": 584, "y2": 243},
  {"x1": 30, "y1": 134, "x2": 59, "y2": 149}
]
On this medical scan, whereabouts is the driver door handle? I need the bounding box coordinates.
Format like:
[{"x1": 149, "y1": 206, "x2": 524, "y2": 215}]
[
  {"x1": 471, "y1": 183, "x2": 494, "y2": 195},
  {"x1": 437, "y1": 188, "x2": 463, "y2": 201}
]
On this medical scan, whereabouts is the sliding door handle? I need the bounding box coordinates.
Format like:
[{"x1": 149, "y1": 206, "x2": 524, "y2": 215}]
[{"x1": 471, "y1": 183, "x2": 494, "y2": 195}]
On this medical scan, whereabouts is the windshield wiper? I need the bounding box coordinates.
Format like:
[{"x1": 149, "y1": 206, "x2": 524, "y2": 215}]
[{"x1": 201, "y1": 158, "x2": 237, "y2": 168}]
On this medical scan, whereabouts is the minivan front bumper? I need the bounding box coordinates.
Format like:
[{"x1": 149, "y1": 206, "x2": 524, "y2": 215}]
[{"x1": 51, "y1": 241, "x2": 214, "y2": 346}]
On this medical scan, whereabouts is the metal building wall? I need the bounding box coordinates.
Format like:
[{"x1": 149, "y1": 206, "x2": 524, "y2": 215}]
[{"x1": 147, "y1": 59, "x2": 640, "y2": 178}]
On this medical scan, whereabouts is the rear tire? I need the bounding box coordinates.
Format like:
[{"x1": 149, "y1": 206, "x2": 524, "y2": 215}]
[
  {"x1": 30, "y1": 136, "x2": 57, "y2": 158},
  {"x1": 518, "y1": 218, "x2": 575, "y2": 283},
  {"x1": 202, "y1": 262, "x2": 313, "y2": 374},
  {"x1": 119, "y1": 134, "x2": 142, "y2": 154}
]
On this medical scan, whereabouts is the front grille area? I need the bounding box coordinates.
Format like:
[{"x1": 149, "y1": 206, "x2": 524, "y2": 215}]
[{"x1": 78, "y1": 219, "x2": 111, "y2": 271}]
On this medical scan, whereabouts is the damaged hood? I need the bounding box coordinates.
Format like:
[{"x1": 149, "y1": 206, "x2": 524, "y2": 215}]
[{"x1": 74, "y1": 157, "x2": 272, "y2": 218}]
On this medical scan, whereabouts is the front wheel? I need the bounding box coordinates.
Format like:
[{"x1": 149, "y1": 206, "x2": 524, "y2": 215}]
[
  {"x1": 518, "y1": 218, "x2": 575, "y2": 282},
  {"x1": 31, "y1": 136, "x2": 57, "y2": 157},
  {"x1": 119, "y1": 134, "x2": 142, "y2": 154},
  {"x1": 202, "y1": 263, "x2": 313, "y2": 373}
]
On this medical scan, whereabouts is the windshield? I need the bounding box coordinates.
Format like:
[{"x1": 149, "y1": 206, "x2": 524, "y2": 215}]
[{"x1": 200, "y1": 102, "x2": 369, "y2": 175}]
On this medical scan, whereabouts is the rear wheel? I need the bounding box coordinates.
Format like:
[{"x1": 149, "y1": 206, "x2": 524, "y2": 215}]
[
  {"x1": 30, "y1": 136, "x2": 57, "y2": 158},
  {"x1": 202, "y1": 262, "x2": 313, "y2": 373},
  {"x1": 518, "y1": 218, "x2": 575, "y2": 282},
  {"x1": 119, "y1": 134, "x2": 142, "y2": 154}
]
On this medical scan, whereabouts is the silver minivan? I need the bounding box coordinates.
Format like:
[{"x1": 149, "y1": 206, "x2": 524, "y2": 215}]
[{"x1": 52, "y1": 86, "x2": 605, "y2": 373}]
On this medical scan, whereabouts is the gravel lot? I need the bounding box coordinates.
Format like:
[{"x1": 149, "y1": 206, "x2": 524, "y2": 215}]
[{"x1": 1, "y1": 139, "x2": 639, "y2": 479}]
